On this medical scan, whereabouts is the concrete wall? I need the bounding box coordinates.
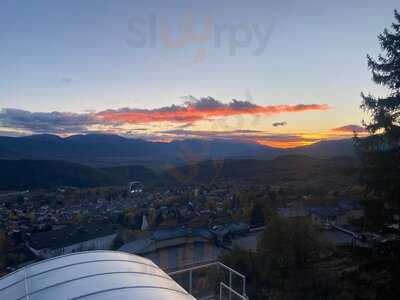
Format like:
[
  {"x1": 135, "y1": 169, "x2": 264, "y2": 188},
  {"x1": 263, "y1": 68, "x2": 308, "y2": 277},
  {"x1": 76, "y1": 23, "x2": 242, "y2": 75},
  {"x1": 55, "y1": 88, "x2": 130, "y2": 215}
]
[{"x1": 144, "y1": 241, "x2": 220, "y2": 271}]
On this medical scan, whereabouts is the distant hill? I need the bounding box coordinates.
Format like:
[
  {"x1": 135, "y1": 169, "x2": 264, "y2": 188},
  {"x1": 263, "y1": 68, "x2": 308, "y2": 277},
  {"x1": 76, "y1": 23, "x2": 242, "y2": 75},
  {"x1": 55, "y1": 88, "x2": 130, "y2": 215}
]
[
  {"x1": 0, "y1": 159, "x2": 111, "y2": 190},
  {"x1": 0, "y1": 154, "x2": 358, "y2": 192},
  {"x1": 289, "y1": 139, "x2": 355, "y2": 158},
  {"x1": 167, "y1": 155, "x2": 359, "y2": 193},
  {"x1": 0, "y1": 159, "x2": 160, "y2": 190},
  {"x1": 103, "y1": 165, "x2": 164, "y2": 184}
]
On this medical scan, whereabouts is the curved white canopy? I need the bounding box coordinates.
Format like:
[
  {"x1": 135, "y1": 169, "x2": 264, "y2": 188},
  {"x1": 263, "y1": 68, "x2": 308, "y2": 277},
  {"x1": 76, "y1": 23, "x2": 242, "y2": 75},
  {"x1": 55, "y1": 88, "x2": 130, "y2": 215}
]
[{"x1": 0, "y1": 250, "x2": 195, "y2": 300}]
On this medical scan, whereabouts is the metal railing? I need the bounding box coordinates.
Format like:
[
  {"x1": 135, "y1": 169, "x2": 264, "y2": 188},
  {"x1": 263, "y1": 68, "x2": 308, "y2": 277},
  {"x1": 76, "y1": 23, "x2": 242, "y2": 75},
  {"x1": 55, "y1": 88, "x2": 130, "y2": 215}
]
[
  {"x1": 168, "y1": 261, "x2": 247, "y2": 300},
  {"x1": 220, "y1": 282, "x2": 248, "y2": 300}
]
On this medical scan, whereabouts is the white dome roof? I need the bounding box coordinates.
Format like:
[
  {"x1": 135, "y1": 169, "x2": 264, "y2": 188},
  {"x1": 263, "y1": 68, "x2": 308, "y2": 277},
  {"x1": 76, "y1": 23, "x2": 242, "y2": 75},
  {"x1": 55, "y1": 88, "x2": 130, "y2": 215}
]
[{"x1": 0, "y1": 251, "x2": 195, "y2": 300}]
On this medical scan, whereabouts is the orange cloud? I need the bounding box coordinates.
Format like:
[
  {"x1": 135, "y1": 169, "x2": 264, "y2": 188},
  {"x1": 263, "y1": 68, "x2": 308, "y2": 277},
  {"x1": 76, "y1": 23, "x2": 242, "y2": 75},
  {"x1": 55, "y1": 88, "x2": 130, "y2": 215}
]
[{"x1": 98, "y1": 97, "x2": 329, "y2": 125}]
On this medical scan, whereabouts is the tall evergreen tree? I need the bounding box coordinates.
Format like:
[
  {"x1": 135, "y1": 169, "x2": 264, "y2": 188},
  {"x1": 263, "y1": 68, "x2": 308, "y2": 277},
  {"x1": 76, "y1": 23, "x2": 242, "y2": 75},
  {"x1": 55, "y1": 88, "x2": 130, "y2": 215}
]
[{"x1": 356, "y1": 10, "x2": 400, "y2": 203}]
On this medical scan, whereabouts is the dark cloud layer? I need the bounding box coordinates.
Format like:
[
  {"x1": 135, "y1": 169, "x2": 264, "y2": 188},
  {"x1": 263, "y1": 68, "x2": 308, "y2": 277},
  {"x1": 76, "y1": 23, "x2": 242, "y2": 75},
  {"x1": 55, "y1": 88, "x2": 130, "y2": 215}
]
[
  {"x1": 0, "y1": 108, "x2": 101, "y2": 134},
  {"x1": 332, "y1": 124, "x2": 366, "y2": 133},
  {"x1": 272, "y1": 121, "x2": 287, "y2": 127},
  {"x1": 162, "y1": 129, "x2": 320, "y2": 145}
]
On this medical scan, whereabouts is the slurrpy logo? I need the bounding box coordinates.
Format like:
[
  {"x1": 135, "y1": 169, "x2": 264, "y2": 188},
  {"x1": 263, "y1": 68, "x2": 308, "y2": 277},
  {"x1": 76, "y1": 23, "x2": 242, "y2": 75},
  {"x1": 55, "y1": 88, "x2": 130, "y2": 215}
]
[{"x1": 127, "y1": 11, "x2": 274, "y2": 64}]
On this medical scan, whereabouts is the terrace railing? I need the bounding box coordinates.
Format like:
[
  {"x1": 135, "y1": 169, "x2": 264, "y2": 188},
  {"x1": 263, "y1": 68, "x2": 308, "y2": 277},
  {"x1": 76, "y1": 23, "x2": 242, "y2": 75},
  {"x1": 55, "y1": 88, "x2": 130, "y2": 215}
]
[{"x1": 168, "y1": 261, "x2": 247, "y2": 300}]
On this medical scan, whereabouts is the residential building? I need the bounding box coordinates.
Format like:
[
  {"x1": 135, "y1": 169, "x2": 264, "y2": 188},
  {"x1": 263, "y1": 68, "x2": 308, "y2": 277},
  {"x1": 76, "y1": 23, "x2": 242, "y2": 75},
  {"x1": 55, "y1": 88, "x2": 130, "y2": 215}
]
[{"x1": 26, "y1": 223, "x2": 118, "y2": 259}]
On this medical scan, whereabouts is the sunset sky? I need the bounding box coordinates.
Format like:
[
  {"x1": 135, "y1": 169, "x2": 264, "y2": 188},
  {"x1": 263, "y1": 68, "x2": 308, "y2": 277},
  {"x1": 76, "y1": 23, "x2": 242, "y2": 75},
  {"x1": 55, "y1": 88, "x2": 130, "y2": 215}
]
[{"x1": 0, "y1": 0, "x2": 398, "y2": 147}]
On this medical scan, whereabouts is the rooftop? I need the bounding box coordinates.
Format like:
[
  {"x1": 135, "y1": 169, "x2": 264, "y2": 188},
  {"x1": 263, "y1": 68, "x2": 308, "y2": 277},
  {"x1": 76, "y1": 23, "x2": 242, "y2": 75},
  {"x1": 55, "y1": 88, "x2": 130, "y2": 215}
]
[
  {"x1": 153, "y1": 227, "x2": 213, "y2": 241},
  {"x1": 0, "y1": 250, "x2": 195, "y2": 300},
  {"x1": 28, "y1": 223, "x2": 119, "y2": 250}
]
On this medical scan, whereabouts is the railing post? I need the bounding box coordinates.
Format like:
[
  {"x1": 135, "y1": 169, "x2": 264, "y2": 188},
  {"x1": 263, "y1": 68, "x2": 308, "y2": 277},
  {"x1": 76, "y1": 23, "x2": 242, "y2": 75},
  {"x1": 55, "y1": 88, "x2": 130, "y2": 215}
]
[
  {"x1": 243, "y1": 276, "x2": 246, "y2": 297},
  {"x1": 229, "y1": 271, "x2": 232, "y2": 300},
  {"x1": 217, "y1": 263, "x2": 221, "y2": 294},
  {"x1": 189, "y1": 269, "x2": 193, "y2": 294}
]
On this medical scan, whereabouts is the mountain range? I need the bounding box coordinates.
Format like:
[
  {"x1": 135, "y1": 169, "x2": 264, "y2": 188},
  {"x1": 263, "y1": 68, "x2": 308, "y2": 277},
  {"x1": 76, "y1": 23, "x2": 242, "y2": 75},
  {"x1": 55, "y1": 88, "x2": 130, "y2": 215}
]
[
  {"x1": 0, "y1": 134, "x2": 358, "y2": 191},
  {"x1": 0, "y1": 134, "x2": 355, "y2": 167}
]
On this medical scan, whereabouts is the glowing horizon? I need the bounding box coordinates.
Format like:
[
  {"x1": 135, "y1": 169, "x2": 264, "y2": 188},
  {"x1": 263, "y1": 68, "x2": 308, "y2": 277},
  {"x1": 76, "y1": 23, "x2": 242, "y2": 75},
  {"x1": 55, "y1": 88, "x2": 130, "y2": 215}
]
[{"x1": 0, "y1": 97, "x2": 366, "y2": 148}]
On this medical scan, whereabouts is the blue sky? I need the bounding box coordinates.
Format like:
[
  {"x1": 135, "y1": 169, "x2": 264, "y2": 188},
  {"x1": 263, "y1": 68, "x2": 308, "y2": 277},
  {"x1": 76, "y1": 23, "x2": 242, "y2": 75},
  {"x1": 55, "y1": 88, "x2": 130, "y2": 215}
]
[{"x1": 0, "y1": 0, "x2": 398, "y2": 146}]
